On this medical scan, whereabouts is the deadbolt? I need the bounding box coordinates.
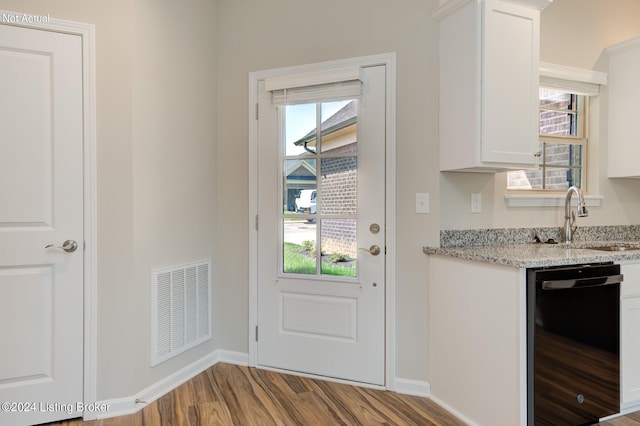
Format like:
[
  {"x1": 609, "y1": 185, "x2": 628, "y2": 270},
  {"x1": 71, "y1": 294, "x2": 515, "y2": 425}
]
[{"x1": 369, "y1": 223, "x2": 380, "y2": 234}]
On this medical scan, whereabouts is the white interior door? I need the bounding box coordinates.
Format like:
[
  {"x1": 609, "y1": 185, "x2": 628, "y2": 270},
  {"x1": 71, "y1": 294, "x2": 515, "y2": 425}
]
[
  {"x1": 256, "y1": 65, "x2": 386, "y2": 385},
  {"x1": 0, "y1": 24, "x2": 84, "y2": 425}
]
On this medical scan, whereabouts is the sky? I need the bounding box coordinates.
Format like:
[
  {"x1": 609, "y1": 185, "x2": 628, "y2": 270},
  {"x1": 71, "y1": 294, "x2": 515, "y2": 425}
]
[{"x1": 285, "y1": 100, "x2": 350, "y2": 156}]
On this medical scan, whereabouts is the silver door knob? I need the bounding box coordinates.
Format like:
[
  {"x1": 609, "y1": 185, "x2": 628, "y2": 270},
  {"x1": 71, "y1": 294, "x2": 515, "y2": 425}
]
[
  {"x1": 359, "y1": 245, "x2": 381, "y2": 256},
  {"x1": 45, "y1": 240, "x2": 78, "y2": 253}
]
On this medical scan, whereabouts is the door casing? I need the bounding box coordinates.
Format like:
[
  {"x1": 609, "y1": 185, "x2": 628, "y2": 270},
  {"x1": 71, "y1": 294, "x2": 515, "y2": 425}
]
[
  {"x1": 248, "y1": 53, "x2": 397, "y2": 390},
  {"x1": 0, "y1": 10, "x2": 98, "y2": 420}
]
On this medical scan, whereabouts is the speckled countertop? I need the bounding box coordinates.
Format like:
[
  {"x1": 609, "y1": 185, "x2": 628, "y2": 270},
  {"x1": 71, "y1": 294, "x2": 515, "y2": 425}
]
[{"x1": 423, "y1": 226, "x2": 640, "y2": 268}]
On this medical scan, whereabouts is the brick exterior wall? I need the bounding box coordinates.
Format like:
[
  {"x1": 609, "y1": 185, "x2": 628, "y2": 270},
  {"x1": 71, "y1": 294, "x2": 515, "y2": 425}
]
[
  {"x1": 320, "y1": 142, "x2": 357, "y2": 258},
  {"x1": 508, "y1": 92, "x2": 582, "y2": 190}
]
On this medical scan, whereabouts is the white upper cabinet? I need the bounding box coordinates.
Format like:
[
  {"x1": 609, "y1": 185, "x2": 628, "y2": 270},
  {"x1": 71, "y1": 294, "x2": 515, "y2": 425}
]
[
  {"x1": 607, "y1": 37, "x2": 640, "y2": 178},
  {"x1": 433, "y1": 0, "x2": 550, "y2": 172}
]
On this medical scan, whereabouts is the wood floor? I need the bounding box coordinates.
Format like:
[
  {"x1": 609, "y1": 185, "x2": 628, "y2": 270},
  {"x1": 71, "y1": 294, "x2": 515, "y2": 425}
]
[
  {"x1": 43, "y1": 362, "x2": 640, "y2": 426},
  {"x1": 44, "y1": 363, "x2": 463, "y2": 426}
]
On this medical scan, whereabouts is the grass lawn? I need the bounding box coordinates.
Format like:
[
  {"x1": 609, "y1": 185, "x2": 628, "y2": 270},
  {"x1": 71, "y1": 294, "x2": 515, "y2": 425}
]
[{"x1": 283, "y1": 242, "x2": 356, "y2": 277}]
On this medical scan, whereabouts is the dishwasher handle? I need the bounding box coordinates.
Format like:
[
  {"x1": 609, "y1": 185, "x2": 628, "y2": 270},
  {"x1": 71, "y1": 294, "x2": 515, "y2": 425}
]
[{"x1": 542, "y1": 274, "x2": 623, "y2": 290}]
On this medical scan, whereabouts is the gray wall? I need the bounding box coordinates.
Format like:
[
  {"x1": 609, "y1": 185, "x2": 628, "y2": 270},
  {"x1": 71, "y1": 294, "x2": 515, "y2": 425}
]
[
  {"x1": 215, "y1": 0, "x2": 439, "y2": 383},
  {"x1": 0, "y1": 0, "x2": 218, "y2": 400}
]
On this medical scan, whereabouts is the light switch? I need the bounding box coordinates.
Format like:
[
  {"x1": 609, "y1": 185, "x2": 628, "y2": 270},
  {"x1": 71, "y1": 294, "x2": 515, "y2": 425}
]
[
  {"x1": 471, "y1": 193, "x2": 481, "y2": 213},
  {"x1": 416, "y1": 193, "x2": 429, "y2": 214}
]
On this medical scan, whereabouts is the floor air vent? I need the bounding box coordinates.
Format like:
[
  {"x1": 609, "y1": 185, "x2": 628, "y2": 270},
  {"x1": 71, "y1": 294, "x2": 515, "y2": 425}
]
[{"x1": 151, "y1": 259, "x2": 211, "y2": 366}]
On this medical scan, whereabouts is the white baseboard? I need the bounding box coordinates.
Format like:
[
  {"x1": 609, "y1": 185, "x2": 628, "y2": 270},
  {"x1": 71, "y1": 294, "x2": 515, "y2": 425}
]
[
  {"x1": 93, "y1": 349, "x2": 248, "y2": 420},
  {"x1": 428, "y1": 394, "x2": 479, "y2": 426},
  {"x1": 601, "y1": 401, "x2": 640, "y2": 422},
  {"x1": 394, "y1": 377, "x2": 430, "y2": 398}
]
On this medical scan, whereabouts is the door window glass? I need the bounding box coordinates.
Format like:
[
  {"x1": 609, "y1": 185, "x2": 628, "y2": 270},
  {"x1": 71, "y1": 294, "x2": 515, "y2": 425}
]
[{"x1": 282, "y1": 100, "x2": 358, "y2": 278}]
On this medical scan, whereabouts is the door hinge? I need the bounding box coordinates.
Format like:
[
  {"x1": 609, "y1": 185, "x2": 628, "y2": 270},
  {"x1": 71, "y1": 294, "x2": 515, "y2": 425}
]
[
  {"x1": 255, "y1": 325, "x2": 259, "y2": 341},
  {"x1": 255, "y1": 103, "x2": 259, "y2": 120},
  {"x1": 255, "y1": 214, "x2": 259, "y2": 231}
]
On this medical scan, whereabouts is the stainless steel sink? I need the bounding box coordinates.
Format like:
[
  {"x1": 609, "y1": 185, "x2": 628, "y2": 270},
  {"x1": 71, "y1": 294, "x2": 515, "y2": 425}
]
[{"x1": 586, "y1": 245, "x2": 640, "y2": 252}]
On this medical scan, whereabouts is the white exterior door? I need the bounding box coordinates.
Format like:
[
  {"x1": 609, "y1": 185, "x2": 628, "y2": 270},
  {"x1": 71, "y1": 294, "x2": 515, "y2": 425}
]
[
  {"x1": 0, "y1": 24, "x2": 84, "y2": 425},
  {"x1": 256, "y1": 65, "x2": 386, "y2": 385}
]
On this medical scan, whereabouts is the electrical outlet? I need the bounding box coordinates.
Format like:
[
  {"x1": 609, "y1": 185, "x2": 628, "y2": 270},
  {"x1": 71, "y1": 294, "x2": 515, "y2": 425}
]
[{"x1": 471, "y1": 193, "x2": 481, "y2": 213}]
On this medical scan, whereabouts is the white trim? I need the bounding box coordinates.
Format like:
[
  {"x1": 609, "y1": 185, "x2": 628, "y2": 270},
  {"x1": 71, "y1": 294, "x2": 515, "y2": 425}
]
[
  {"x1": 383, "y1": 53, "x2": 398, "y2": 391},
  {"x1": 394, "y1": 378, "x2": 431, "y2": 398},
  {"x1": 431, "y1": 0, "x2": 551, "y2": 21},
  {"x1": 428, "y1": 394, "x2": 481, "y2": 426},
  {"x1": 505, "y1": 193, "x2": 603, "y2": 208},
  {"x1": 248, "y1": 52, "x2": 397, "y2": 389},
  {"x1": 606, "y1": 36, "x2": 640, "y2": 56},
  {"x1": 0, "y1": 11, "x2": 98, "y2": 422},
  {"x1": 94, "y1": 350, "x2": 248, "y2": 420},
  {"x1": 430, "y1": 0, "x2": 472, "y2": 21},
  {"x1": 248, "y1": 71, "x2": 259, "y2": 368},
  {"x1": 507, "y1": 0, "x2": 554, "y2": 10}
]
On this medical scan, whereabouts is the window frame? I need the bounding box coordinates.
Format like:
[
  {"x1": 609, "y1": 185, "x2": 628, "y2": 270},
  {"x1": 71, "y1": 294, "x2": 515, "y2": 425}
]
[
  {"x1": 504, "y1": 62, "x2": 607, "y2": 208},
  {"x1": 507, "y1": 88, "x2": 589, "y2": 193}
]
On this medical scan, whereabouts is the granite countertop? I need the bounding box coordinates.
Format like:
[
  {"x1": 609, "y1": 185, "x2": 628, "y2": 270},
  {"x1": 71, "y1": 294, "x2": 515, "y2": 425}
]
[
  {"x1": 423, "y1": 226, "x2": 640, "y2": 268},
  {"x1": 423, "y1": 241, "x2": 640, "y2": 268}
]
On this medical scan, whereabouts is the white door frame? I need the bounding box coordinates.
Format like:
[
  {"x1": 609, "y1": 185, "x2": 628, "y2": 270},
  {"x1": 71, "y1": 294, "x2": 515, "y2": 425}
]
[
  {"x1": 0, "y1": 11, "x2": 98, "y2": 420},
  {"x1": 248, "y1": 53, "x2": 397, "y2": 390}
]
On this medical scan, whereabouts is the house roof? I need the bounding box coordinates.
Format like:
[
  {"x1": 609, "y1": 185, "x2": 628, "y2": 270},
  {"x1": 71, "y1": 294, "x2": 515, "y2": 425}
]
[{"x1": 293, "y1": 100, "x2": 357, "y2": 146}]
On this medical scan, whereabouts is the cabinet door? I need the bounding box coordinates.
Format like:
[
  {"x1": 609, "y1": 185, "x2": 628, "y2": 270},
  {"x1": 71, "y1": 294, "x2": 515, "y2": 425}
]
[
  {"x1": 482, "y1": 0, "x2": 539, "y2": 166},
  {"x1": 607, "y1": 38, "x2": 640, "y2": 178},
  {"x1": 622, "y1": 296, "x2": 640, "y2": 405}
]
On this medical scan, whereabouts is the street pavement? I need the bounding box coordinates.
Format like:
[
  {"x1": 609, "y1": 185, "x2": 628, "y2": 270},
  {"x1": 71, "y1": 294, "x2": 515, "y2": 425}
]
[{"x1": 283, "y1": 220, "x2": 316, "y2": 245}]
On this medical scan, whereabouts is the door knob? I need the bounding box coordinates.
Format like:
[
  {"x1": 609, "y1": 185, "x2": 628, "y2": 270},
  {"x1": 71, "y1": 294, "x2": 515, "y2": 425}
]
[
  {"x1": 359, "y1": 245, "x2": 381, "y2": 256},
  {"x1": 45, "y1": 240, "x2": 78, "y2": 253}
]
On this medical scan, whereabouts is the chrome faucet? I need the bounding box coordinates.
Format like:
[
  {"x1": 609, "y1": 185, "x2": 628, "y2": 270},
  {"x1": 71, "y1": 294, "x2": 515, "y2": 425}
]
[{"x1": 564, "y1": 186, "x2": 588, "y2": 243}]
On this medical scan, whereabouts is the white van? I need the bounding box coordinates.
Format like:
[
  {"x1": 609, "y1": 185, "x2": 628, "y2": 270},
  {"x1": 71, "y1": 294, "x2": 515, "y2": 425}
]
[{"x1": 295, "y1": 189, "x2": 316, "y2": 213}]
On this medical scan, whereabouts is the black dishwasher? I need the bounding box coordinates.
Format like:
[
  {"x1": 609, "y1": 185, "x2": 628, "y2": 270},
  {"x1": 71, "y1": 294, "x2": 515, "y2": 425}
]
[{"x1": 527, "y1": 262, "x2": 622, "y2": 425}]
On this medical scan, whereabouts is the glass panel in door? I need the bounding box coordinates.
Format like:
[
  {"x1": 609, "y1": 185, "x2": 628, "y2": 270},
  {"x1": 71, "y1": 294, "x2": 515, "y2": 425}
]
[{"x1": 282, "y1": 99, "x2": 359, "y2": 278}]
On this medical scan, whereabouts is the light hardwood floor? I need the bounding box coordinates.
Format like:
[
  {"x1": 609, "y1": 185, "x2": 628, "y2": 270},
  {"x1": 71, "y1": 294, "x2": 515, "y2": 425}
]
[
  {"x1": 43, "y1": 362, "x2": 640, "y2": 426},
  {"x1": 44, "y1": 363, "x2": 463, "y2": 426}
]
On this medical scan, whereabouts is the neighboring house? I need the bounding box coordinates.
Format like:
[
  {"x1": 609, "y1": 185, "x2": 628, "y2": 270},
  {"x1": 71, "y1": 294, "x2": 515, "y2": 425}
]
[{"x1": 285, "y1": 160, "x2": 315, "y2": 211}]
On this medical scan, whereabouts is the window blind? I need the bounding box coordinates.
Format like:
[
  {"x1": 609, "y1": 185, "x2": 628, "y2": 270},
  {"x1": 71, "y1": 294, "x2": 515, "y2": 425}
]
[
  {"x1": 265, "y1": 65, "x2": 362, "y2": 106},
  {"x1": 540, "y1": 77, "x2": 600, "y2": 96},
  {"x1": 270, "y1": 81, "x2": 361, "y2": 106}
]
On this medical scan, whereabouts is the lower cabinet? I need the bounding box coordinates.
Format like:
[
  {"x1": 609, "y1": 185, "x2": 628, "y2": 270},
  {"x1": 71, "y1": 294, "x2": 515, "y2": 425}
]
[
  {"x1": 428, "y1": 258, "x2": 640, "y2": 423},
  {"x1": 428, "y1": 255, "x2": 526, "y2": 425},
  {"x1": 622, "y1": 296, "x2": 640, "y2": 406},
  {"x1": 619, "y1": 262, "x2": 640, "y2": 407}
]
